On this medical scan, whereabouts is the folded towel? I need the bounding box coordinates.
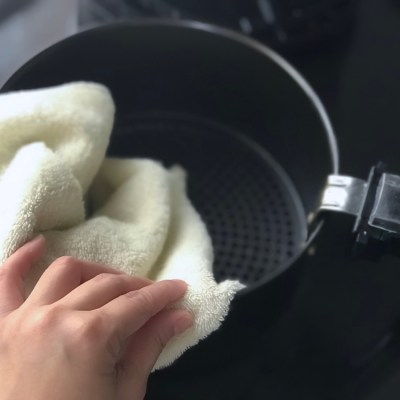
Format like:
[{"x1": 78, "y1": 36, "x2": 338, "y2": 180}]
[{"x1": 0, "y1": 82, "x2": 244, "y2": 369}]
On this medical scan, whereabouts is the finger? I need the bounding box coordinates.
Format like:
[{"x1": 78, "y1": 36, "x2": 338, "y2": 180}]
[
  {"x1": 59, "y1": 274, "x2": 152, "y2": 310},
  {"x1": 120, "y1": 308, "x2": 193, "y2": 392},
  {"x1": 27, "y1": 257, "x2": 128, "y2": 306},
  {"x1": 101, "y1": 280, "x2": 188, "y2": 343},
  {"x1": 0, "y1": 235, "x2": 45, "y2": 315}
]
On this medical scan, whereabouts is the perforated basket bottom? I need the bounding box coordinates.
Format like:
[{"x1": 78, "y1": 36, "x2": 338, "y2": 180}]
[{"x1": 108, "y1": 111, "x2": 308, "y2": 287}]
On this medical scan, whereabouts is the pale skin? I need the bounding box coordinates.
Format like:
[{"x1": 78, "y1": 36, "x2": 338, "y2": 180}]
[{"x1": 0, "y1": 235, "x2": 193, "y2": 400}]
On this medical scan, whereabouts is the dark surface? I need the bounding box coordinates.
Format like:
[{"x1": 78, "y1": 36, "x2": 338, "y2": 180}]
[
  {"x1": 126, "y1": 0, "x2": 358, "y2": 51},
  {"x1": 147, "y1": 0, "x2": 400, "y2": 399},
  {"x1": 290, "y1": 2, "x2": 400, "y2": 397}
]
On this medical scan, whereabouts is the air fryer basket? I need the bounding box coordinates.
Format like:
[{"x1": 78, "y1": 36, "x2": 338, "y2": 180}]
[
  {"x1": 111, "y1": 111, "x2": 307, "y2": 287},
  {"x1": 1, "y1": 19, "x2": 338, "y2": 371}
]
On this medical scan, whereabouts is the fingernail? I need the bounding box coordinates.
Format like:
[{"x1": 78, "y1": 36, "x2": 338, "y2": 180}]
[
  {"x1": 174, "y1": 311, "x2": 194, "y2": 335},
  {"x1": 27, "y1": 235, "x2": 45, "y2": 246},
  {"x1": 32, "y1": 234, "x2": 44, "y2": 242},
  {"x1": 170, "y1": 279, "x2": 188, "y2": 292}
]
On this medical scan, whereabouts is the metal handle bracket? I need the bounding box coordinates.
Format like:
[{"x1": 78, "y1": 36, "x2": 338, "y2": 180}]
[{"x1": 320, "y1": 163, "x2": 400, "y2": 259}]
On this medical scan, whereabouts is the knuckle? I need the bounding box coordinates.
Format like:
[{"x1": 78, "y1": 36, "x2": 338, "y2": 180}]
[
  {"x1": 74, "y1": 314, "x2": 107, "y2": 343},
  {"x1": 27, "y1": 305, "x2": 64, "y2": 334}
]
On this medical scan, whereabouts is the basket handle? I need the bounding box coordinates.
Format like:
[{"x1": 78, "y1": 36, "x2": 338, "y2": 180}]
[{"x1": 320, "y1": 163, "x2": 400, "y2": 259}]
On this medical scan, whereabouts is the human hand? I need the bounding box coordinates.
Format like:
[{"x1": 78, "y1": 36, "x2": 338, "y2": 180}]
[{"x1": 0, "y1": 236, "x2": 193, "y2": 400}]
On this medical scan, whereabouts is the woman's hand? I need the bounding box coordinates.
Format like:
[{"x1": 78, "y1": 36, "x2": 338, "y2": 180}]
[{"x1": 0, "y1": 236, "x2": 193, "y2": 400}]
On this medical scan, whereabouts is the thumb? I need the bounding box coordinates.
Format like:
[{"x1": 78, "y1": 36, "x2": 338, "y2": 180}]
[
  {"x1": 119, "y1": 308, "x2": 193, "y2": 398},
  {"x1": 0, "y1": 235, "x2": 45, "y2": 315}
]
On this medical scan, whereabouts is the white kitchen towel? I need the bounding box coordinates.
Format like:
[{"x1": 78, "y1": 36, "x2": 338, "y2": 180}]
[{"x1": 0, "y1": 82, "x2": 244, "y2": 369}]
